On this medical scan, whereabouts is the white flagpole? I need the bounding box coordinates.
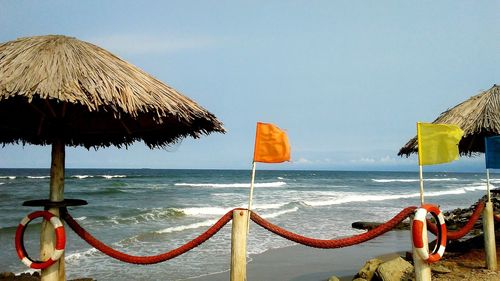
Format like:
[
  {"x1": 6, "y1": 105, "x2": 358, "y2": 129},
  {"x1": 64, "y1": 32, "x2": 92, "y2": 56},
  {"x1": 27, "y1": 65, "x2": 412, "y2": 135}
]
[
  {"x1": 414, "y1": 122, "x2": 430, "y2": 280},
  {"x1": 417, "y1": 122, "x2": 425, "y2": 205},
  {"x1": 419, "y1": 165, "x2": 424, "y2": 205},
  {"x1": 247, "y1": 162, "x2": 257, "y2": 233}
]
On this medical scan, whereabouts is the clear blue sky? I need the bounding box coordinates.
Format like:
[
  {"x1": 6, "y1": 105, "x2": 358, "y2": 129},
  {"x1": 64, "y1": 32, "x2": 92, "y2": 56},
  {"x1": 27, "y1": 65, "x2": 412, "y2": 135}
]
[{"x1": 0, "y1": 1, "x2": 498, "y2": 171}]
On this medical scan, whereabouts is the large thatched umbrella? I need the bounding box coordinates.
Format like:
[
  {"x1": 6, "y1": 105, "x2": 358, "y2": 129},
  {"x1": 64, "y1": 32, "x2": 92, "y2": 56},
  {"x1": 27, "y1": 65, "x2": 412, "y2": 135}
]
[
  {"x1": 398, "y1": 84, "x2": 499, "y2": 270},
  {"x1": 398, "y1": 84, "x2": 500, "y2": 156},
  {"x1": 0, "y1": 35, "x2": 225, "y2": 280}
]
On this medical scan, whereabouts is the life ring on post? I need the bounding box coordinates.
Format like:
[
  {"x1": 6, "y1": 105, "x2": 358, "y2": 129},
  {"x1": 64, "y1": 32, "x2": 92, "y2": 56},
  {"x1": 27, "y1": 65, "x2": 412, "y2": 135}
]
[
  {"x1": 15, "y1": 211, "x2": 66, "y2": 269},
  {"x1": 412, "y1": 204, "x2": 447, "y2": 263}
]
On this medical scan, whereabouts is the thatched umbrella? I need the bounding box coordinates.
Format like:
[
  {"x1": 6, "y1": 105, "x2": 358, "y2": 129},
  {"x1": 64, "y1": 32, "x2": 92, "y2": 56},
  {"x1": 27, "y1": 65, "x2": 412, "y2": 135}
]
[
  {"x1": 398, "y1": 84, "x2": 500, "y2": 270},
  {"x1": 398, "y1": 84, "x2": 500, "y2": 156},
  {"x1": 0, "y1": 35, "x2": 225, "y2": 280}
]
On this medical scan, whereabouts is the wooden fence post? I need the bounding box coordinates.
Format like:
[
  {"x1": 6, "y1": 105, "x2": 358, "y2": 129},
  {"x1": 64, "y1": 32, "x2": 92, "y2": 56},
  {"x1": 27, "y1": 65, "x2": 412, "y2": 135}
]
[
  {"x1": 483, "y1": 201, "x2": 497, "y2": 270},
  {"x1": 230, "y1": 210, "x2": 248, "y2": 281}
]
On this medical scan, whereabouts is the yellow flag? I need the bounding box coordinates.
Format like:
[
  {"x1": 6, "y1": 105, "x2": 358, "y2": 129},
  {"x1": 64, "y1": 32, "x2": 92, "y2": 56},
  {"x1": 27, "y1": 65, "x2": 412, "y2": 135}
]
[
  {"x1": 253, "y1": 122, "x2": 291, "y2": 163},
  {"x1": 417, "y1": 122, "x2": 464, "y2": 166}
]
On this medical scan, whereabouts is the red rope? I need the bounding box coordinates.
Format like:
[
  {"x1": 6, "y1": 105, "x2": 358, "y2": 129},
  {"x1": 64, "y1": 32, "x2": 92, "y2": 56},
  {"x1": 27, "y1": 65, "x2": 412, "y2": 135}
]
[
  {"x1": 250, "y1": 206, "x2": 417, "y2": 248},
  {"x1": 62, "y1": 208, "x2": 235, "y2": 264},
  {"x1": 60, "y1": 202, "x2": 494, "y2": 265},
  {"x1": 427, "y1": 201, "x2": 485, "y2": 240}
]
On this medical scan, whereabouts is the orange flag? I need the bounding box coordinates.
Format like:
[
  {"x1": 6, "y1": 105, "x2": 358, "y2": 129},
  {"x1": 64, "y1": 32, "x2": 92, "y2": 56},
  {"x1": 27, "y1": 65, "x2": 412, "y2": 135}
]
[{"x1": 253, "y1": 122, "x2": 291, "y2": 163}]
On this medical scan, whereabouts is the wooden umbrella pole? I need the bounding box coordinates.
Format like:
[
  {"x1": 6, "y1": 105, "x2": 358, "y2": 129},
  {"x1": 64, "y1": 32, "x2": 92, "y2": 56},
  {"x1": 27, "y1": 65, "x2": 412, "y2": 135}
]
[{"x1": 41, "y1": 140, "x2": 65, "y2": 281}]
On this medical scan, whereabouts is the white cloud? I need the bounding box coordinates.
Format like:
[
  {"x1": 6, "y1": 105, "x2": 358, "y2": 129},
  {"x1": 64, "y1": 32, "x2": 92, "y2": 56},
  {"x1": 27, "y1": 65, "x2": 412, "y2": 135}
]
[
  {"x1": 295, "y1": 157, "x2": 313, "y2": 164},
  {"x1": 85, "y1": 34, "x2": 219, "y2": 55},
  {"x1": 379, "y1": 155, "x2": 397, "y2": 163},
  {"x1": 291, "y1": 156, "x2": 339, "y2": 167},
  {"x1": 349, "y1": 155, "x2": 413, "y2": 165},
  {"x1": 351, "y1": 157, "x2": 376, "y2": 164}
]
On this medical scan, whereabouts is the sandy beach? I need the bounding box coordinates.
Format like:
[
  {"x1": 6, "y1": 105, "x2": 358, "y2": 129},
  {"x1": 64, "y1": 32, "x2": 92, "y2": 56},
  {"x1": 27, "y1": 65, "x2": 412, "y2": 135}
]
[{"x1": 192, "y1": 230, "x2": 411, "y2": 281}]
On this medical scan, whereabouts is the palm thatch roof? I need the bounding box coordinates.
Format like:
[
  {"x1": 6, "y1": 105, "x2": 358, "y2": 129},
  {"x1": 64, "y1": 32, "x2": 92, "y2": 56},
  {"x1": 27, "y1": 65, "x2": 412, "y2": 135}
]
[
  {"x1": 0, "y1": 35, "x2": 225, "y2": 148},
  {"x1": 399, "y1": 84, "x2": 500, "y2": 156}
]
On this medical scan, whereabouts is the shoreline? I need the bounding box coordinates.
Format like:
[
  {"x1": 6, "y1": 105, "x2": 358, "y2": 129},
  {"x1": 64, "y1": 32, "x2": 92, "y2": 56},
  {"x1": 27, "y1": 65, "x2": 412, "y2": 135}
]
[
  {"x1": 5, "y1": 232, "x2": 499, "y2": 281},
  {"x1": 189, "y1": 230, "x2": 411, "y2": 281}
]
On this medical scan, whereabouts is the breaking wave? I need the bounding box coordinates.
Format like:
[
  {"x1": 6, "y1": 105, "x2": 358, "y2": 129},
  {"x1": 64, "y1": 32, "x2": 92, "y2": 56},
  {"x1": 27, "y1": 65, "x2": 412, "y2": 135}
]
[
  {"x1": 175, "y1": 181, "x2": 286, "y2": 188},
  {"x1": 27, "y1": 176, "x2": 50, "y2": 179},
  {"x1": 72, "y1": 175, "x2": 94, "y2": 179},
  {"x1": 372, "y1": 178, "x2": 458, "y2": 183},
  {"x1": 101, "y1": 175, "x2": 127, "y2": 179},
  {"x1": 304, "y1": 185, "x2": 486, "y2": 207},
  {"x1": 155, "y1": 207, "x2": 297, "y2": 234}
]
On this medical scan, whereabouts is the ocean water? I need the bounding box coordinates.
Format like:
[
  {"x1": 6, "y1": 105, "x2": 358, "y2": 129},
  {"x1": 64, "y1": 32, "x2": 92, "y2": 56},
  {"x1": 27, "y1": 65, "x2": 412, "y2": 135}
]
[{"x1": 0, "y1": 169, "x2": 493, "y2": 280}]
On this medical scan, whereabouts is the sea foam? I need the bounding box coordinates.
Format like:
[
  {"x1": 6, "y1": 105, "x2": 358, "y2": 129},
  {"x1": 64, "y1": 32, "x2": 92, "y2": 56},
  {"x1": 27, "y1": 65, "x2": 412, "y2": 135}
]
[
  {"x1": 65, "y1": 248, "x2": 99, "y2": 263},
  {"x1": 372, "y1": 178, "x2": 458, "y2": 183},
  {"x1": 177, "y1": 203, "x2": 288, "y2": 217},
  {"x1": 304, "y1": 193, "x2": 416, "y2": 207},
  {"x1": 175, "y1": 181, "x2": 286, "y2": 188},
  {"x1": 261, "y1": 207, "x2": 299, "y2": 219},
  {"x1": 27, "y1": 176, "x2": 50, "y2": 179},
  {"x1": 177, "y1": 207, "x2": 230, "y2": 216},
  {"x1": 101, "y1": 175, "x2": 127, "y2": 179},
  {"x1": 156, "y1": 219, "x2": 218, "y2": 234},
  {"x1": 155, "y1": 206, "x2": 297, "y2": 234},
  {"x1": 72, "y1": 175, "x2": 94, "y2": 179},
  {"x1": 304, "y1": 186, "x2": 480, "y2": 207},
  {"x1": 103, "y1": 208, "x2": 184, "y2": 225},
  {"x1": 463, "y1": 183, "x2": 489, "y2": 191}
]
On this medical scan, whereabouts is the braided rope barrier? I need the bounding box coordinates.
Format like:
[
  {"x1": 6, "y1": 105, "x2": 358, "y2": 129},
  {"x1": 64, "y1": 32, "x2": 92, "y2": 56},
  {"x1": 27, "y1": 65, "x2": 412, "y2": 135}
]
[
  {"x1": 57, "y1": 202, "x2": 497, "y2": 265},
  {"x1": 426, "y1": 201, "x2": 485, "y2": 240},
  {"x1": 249, "y1": 206, "x2": 418, "y2": 248},
  {"x1": 62, "y1": 208, "x2": 235, "y2": 264},
  {"x1": 61, "y1": 207, "x2": 418, "y2": 263}
]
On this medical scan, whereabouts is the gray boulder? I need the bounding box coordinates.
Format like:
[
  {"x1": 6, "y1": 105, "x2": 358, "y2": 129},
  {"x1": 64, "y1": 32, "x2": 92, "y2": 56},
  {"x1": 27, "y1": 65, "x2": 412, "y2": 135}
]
[
  {"x1": 355, "y1": 258, "x2": 384, "y2": 281},
  {"x1": 376, "y1": 257, "x2": 413, "y2": 281}
]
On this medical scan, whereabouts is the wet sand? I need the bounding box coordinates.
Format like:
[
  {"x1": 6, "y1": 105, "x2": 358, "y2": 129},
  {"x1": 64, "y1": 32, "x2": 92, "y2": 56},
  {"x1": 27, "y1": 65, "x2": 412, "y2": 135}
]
[{"x1": 191, "y1": 230, "x2": 411, "y2": 281}]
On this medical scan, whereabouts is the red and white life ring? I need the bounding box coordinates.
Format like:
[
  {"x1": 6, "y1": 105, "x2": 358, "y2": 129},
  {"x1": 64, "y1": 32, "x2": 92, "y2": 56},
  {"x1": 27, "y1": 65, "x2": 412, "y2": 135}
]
[
  {"x1": 412, "y1": 204, "x2": 447, "y2": 263},
  {"x1": 15, "y1": 211, "x2": 66, "y2": 269}
]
